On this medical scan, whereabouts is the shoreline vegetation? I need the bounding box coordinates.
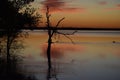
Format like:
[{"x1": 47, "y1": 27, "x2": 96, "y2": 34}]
[{"x1": 0, "y1": 0, "x2": 40, "y2": 79}]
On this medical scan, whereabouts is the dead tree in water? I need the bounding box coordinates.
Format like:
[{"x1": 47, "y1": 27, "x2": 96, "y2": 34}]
[
  {"x1": 46, "y1": 7, "x2": 52, "y2": 79},
  {"x1": 45, "y1": 6, "x2": 77, "y2": 80},
  {"x1": 45, "y1": 6, "x2": 65, "y2": 79}
]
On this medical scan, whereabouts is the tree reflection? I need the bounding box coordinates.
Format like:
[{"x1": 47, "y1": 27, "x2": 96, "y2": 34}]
[{"x1": 47, "y1": 60, "x2": 59, "y2": 80}]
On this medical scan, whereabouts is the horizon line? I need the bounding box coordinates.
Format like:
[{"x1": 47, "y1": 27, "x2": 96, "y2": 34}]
[{"x1": 0, "y1": 27, "x2": 120, "y2": 30}]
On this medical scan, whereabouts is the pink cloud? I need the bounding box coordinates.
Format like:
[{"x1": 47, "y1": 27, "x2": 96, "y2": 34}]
[
  {"x1": 41, "y1": 0, "x2": 65, "y2": 8},
  {"x1": 104, "y1": 3, "x2": 120, "y2": 11},
  {"x1": 98, "y1": 1, "x2": 107, "y2": 5},
  {"x1": 62, "y1": 8, "x2": 86, "y2": 13},
  {"x1": 41, "y1": 0, "x2": 66, "y2": 12},
  {"x1": 41, "y1": 7, "x2": 86, "y2": 13},
  {"x1": 41, "y1": 0, "x2": 86, "y2": 13},
  {"x1": 101, "y1": 3, "x2": 120, "y2": 11},
  {"x1": 117, "y1": 4, "x2": 120, "y2": 7},
  {"x1": 41, "y1": 43, "x2": 84, "y2": 59}
]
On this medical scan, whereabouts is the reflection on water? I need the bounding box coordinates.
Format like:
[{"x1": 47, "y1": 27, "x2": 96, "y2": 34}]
[{"x1": 21, "y1": 30, "x2": 120, "y2": 80}]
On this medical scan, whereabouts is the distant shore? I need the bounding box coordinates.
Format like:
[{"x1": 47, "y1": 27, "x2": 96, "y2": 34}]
[{"x1": 0, "y1": 27, "x2": 120, "y2": 31}]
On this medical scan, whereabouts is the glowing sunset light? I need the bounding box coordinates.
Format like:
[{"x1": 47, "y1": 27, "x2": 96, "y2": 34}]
[{"x1": 34, "y1": 0, "x2": 120, "y2": 28}]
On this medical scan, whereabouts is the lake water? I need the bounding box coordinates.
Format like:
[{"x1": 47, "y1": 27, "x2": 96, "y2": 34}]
[{"x1": 21, "y1": 30, "x2": 120, "y2": 80}]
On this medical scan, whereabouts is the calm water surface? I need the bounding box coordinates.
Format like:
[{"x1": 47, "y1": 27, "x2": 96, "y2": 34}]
[{"x1": 21, "y1": 30, "x2": 120, "y2": 80}]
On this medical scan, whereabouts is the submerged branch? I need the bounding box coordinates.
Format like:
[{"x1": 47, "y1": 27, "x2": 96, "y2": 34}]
[
  {"x1": 51, "y1": 17, "x2": 65, "y2": 37},
  {"x1": 55, "y1": 17, "x2": 65, "y2": 28},
  {"x1": 56, "y1": 31, "x2": 77, "y2": 44}
]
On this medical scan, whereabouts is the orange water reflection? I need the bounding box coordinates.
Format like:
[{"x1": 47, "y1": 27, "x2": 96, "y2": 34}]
[{"x1": 41, "y1": 43, "x2": 84, "y2": 59}]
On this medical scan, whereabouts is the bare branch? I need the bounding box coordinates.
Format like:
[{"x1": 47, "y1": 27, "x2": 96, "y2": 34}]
[
  {"x1": 55, "y1": 17, "x2": 65, "y2": 28},
  {"x1": 64, "y1": 34, "x2": 74, "y2": 44},
  {"x1": 51, "y1": 29, "x2": 56, "y2": 37},
  {"x1": 51, "y1": 18, "x2": 66, "y2": 37},
  {"x1": 56, "y1": 31, "x2": 75, "y2": 44}
]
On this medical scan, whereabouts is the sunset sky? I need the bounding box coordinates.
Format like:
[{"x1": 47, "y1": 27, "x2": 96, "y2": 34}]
[{"x1": 33, "y1": 0, "x2": 120, "y2": 28}]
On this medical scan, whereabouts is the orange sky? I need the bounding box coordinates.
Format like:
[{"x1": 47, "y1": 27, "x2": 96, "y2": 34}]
[{"x1": 33, "y1": 0, "x2": 120, "y2": 28}]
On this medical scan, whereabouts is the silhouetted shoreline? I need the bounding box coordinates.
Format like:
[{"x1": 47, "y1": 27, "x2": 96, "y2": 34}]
[{"x1": 0, "y1": 27, "x2": 120, "y2": 31}]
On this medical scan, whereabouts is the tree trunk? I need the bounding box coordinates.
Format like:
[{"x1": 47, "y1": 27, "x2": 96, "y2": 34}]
[
  {"x1": 47, "y1": 29, "x2": 52, "y2": 69},
  {"x1": 46, "y1": 6, "x2": 52, "y2": 70},
  {"x1": 46, "y1": 26, "x2": 52, "y2": 80}
]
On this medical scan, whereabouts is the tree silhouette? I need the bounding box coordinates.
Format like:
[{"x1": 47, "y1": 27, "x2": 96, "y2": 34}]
[
  {"x1": 45, "y1": 6, "x2": 65, "y2": 80},
  {"x1": 0, "y1": 0, "x2": 40, "y2": 77},
  {"x1": 45, "y1": 6, "x2": 77, "y2": 80}
]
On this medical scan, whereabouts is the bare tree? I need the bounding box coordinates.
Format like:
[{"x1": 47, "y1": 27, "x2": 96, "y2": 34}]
[
  {"x1": 45, "y1": 6, "x2": 65, "y2": 80},
  {"x1": 45, "y1": 6, "x2": 76, "y2": 80}
]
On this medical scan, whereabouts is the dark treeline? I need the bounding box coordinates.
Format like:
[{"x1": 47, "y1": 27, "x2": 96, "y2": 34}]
[
  {"x1": 1, "y1": 27, "x2": 119, "y2": 31},
  {"x1": 0, "y1": 0, "x2": 40, "y2": 80}
]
